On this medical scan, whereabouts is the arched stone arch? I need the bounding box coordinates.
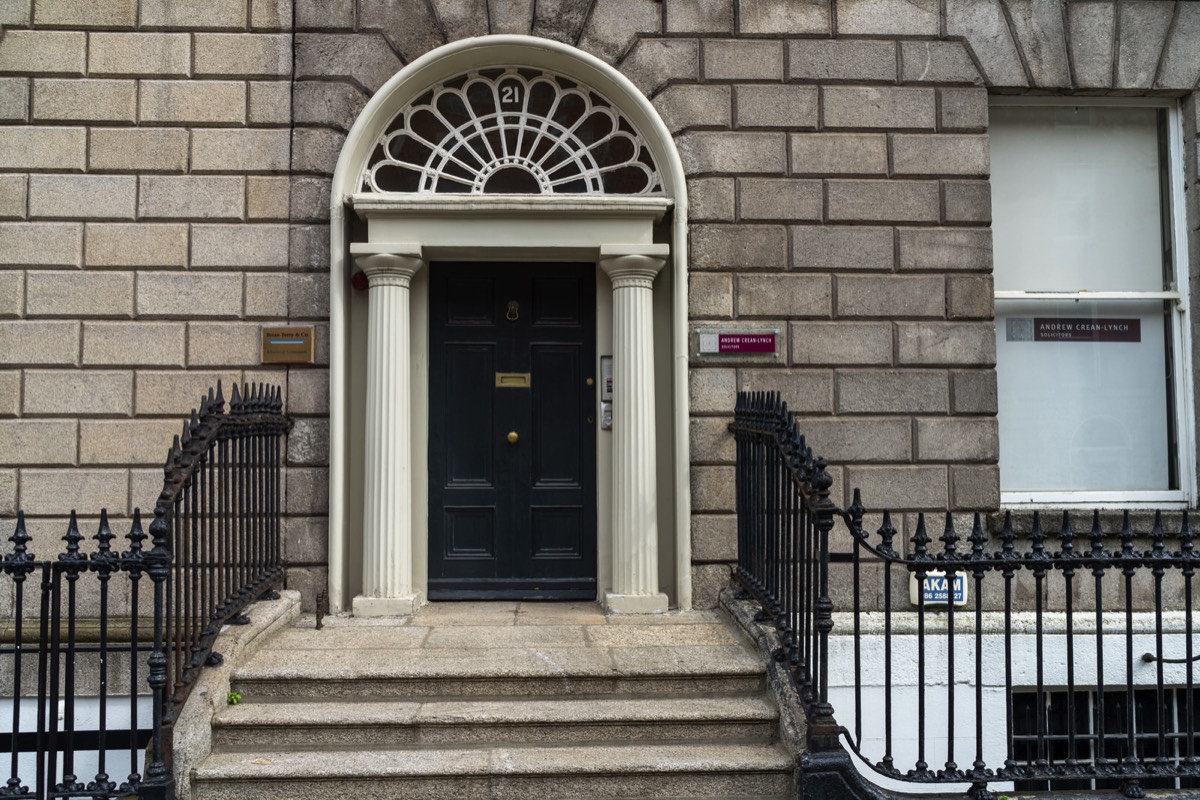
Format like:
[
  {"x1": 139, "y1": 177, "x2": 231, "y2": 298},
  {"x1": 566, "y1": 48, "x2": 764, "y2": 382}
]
[{"x1": 327, "y1": 35, "x2": 691, "y2": 615}]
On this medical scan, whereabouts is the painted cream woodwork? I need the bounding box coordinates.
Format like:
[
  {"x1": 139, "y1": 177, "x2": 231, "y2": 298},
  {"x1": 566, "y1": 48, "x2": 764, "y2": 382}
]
[
  {"x1": 351, "y1": 245, "x2": 425, "y2": 616},
  {"x1": 328, "y1": 36, "x2": 691, "y2": 615},
  {"x1": 600, "y1": 245, "x2": 670, "y2": 613}
]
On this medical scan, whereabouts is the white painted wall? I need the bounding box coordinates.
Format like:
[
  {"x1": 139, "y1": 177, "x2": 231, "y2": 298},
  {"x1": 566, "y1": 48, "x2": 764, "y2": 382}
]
[
  {"x1": 2, "y1": 696, "x2": 153, "y2": 792},
  {"x1": 826, "y1": 613, "x2": 1197, "y2": 794}
]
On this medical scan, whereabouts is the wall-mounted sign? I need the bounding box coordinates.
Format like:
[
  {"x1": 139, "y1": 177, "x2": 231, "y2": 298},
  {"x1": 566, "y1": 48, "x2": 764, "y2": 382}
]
[
  {"x1": 909, "y1": 571, "x2": 968, "y2": 608},
  {"x1": 261, "y1": 326, "x2": 315, "y2": 364},
  {"x1": 695, "y1": 329, "x2": 781, "y2": 358},
  {"x1": 1006, "y1": 318, "x2": 1141, "y2": 343}
]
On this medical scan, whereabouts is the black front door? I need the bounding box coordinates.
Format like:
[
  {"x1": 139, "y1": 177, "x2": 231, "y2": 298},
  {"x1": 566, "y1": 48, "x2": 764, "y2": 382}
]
[{"x1": 428, "y1": 262, "x2": 597, "y2": 600}]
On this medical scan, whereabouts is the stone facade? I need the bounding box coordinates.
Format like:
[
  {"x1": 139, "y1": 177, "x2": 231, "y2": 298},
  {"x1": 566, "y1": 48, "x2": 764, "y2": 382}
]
[{"x1": 1, "y1": 0, "x2": 1198, "y2": 610}]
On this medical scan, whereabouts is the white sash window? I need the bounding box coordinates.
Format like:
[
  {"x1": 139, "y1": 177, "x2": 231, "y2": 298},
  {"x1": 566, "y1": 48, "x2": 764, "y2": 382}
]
[{"x1": 991, "y1": 100, "x2": 1194, "y2": 505}]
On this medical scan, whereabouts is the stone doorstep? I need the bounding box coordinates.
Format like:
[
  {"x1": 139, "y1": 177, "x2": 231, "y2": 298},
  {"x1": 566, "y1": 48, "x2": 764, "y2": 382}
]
[
  {"x1": 210, "y1": 695, "x2": 778, "y2": 750},
  {"x1": 189, "y1": 596, "x2": 794, "y2": 799},
  {"x1": 195, "y1": 743, "x2": 793, "y2": 778},
  {"x1": 192, "y1": 743, "x2": 794, "y2": 800},
  {"x1": 231, "y1": 645, "x2": 767, "y2": 693}
]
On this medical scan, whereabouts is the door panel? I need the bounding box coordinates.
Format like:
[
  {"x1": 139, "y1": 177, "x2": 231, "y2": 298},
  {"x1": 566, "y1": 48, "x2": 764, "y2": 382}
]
[
  {"x1": 443, "y1": 507, "x2": 495, "y2": 559},
  {"x1": 444, "y1": 277, "x2": 496, "y2": 325},
  {"x1": 443, "y1": 344, "x2": 495, "y2": 486},
  {"x1": 531, "y1": 507, "x2": 584, "y2": 559},
  {"x1": 428, "y1": 262, "x2": 597, "y2": 600},
  {"x1": 531, "y1": 344, "x2": 584, "y2": 485}
]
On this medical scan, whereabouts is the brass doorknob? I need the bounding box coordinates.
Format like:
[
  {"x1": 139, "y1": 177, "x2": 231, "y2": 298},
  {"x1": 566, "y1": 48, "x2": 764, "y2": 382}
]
[{"x1": 506, "y1": 431, "x2": 519, "y2": 444}]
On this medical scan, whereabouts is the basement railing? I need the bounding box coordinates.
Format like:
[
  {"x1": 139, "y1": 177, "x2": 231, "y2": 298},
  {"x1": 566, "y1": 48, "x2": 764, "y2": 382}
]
[
  {"x1": 730, "y1": 391, "x2": 1199, "y2": 799},
  {"x1": 2, "y1": 383, "x2": 290, "y2": 800}
]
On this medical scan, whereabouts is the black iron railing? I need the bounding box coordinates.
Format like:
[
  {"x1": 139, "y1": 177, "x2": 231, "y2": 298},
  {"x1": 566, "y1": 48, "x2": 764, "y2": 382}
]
[
  {"x1": 2, "y1": 383, "x2": 290, "y2": 800},
  {"x1": 2, "y1": 511, "x2": 155, "y2": 800},
  {"x1": 731, "y1": 391, "x2": 1199, "y2": 799}
]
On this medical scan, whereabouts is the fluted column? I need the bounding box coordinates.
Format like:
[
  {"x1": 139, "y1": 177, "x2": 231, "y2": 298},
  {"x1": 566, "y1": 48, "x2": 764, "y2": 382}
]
[
  {"x1": 600, "y1": 244, "x2": 669, "y2": 614},
  {"x1": 352, "y1": 246, "x2": 424, "y2": 616}
]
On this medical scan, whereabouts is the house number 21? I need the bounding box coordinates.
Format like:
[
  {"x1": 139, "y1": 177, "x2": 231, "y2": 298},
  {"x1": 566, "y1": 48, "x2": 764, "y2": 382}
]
[{"x1": 499, "y1": 81, "x2": 522, "y2": 107}]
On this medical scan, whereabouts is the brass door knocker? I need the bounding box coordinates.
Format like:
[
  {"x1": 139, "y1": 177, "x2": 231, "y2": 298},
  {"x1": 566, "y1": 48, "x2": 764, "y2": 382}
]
[{"x1": 506, "y1": 300, "x2": 519, "y2": 321}]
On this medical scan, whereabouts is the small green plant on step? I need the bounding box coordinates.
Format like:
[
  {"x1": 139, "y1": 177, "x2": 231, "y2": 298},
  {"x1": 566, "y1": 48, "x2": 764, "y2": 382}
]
[{"x1": 227, "y1": 691, "x2": 242, "y2": 705}]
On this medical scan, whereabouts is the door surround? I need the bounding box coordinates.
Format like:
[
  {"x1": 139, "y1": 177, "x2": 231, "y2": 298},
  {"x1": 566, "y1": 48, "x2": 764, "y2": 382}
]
[{"x1": 327, "y1": 36, "x2": 691, "y2": 614}]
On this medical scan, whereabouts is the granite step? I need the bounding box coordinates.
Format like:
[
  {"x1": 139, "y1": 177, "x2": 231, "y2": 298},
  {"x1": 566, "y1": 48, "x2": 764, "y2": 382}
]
[
  {"x1": 230, "y1": 644, "x2": 768, "y2": 700},
  {"x1": 194, "y1": 608, "x2": 794, "y2": 798},
  {"x1": 211, "y1": 695, "x2": 778, "y2": 751},
  {"x1": 192, "y1": 742, "x2": 794, "y2": 800}
]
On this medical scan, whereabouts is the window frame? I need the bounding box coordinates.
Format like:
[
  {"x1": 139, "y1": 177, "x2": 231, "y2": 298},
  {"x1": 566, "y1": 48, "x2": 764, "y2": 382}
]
[{"x1": 990, "y1": 96, "x2": 1196, "y2": 509}]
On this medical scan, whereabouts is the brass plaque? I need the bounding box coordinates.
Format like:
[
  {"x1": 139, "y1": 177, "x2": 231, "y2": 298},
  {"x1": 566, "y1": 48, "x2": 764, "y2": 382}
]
[
  {"x1": 495, "y1": 372, "x2": 531, "y2": 388},
  {"x1": 261, "y1": 327, "x2": 315, "y2": 364}
]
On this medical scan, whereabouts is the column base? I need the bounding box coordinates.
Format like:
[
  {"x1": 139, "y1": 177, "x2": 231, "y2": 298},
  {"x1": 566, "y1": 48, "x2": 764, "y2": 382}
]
[
  {"x1": 351, "y1": 592, "x2": 425, "y2": 617},
  {"x1": 604, "y1": 591, "x2": 669, "y2": 614}
]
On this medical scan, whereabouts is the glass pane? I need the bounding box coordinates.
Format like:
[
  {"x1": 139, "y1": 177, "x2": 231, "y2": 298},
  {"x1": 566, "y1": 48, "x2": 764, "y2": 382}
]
[
  {"x1": 996, "y1": 298, "x2": 1173, "y2": 492},
  {"x1": 991, "y1": 106, "x2": 1166, "y2": 292}
]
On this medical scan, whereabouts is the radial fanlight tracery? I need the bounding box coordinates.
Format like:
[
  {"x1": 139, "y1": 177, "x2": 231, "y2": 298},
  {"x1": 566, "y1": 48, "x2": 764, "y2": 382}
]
[{"x1": 361, "y1": 67, "x2": 664, "y2": 196}]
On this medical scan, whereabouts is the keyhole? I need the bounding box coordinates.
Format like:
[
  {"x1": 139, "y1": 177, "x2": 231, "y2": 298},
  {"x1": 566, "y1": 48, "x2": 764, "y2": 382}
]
[{"x1": 506, "y1": 300, "x2": 519, "y2": 321}]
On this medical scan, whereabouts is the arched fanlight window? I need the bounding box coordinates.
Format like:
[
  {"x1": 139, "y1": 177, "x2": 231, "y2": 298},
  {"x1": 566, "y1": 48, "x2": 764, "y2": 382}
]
[{"x1": 360, "y1": 67, "x2": 664, "y2": 196}]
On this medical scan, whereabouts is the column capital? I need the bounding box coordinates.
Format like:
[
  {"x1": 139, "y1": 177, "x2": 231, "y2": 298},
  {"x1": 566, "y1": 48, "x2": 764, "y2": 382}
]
[
  {"x1": 599, "y1": 244, "x2": 668, "y2": 289},
  {"x1": 351, "y1": 243, "x2": 425, "y2": 287}
]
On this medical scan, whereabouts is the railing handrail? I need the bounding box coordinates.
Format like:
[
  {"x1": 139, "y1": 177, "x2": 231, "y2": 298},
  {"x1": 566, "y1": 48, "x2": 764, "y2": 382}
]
[{"x1": 731, "y1": 390, "x2": 1200, "y2": 799}]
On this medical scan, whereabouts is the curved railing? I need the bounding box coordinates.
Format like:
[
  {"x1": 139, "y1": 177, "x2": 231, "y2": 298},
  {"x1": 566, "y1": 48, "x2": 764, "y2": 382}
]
[
  {"x1": 142, "y1": 382, "x2": 290, "y2": 798},
  {"x1": 731, "y1": 390, "x2": 1199, "y2": 799},
  {"x1": 2, "y1": 383, "x2": 290, "y2": 800}
]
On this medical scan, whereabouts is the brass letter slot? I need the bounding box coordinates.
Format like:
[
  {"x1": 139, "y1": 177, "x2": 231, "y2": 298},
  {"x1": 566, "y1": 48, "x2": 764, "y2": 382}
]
[{"x1": 495, "y1": 372, "x2": 531, "y2": 388}]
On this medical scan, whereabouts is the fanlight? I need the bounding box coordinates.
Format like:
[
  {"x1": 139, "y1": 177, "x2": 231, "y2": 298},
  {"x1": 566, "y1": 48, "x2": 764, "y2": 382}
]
[{"x1": 361, "y1": 67, "x2": 664, "y2": 196}]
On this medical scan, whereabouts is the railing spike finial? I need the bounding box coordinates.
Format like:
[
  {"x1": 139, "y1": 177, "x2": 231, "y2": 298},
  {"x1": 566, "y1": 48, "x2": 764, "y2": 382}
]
[
  {"x1": 968, "y1": 512, "x2": 986, "y2": 558},
  {"x1": 1120, "y1": 510, "x2": 1136, "y2": 558},
  {"x1": 61, "y1": 509, "x2": 85, "y2": 563},
  {"x1": 7, "y1": 510, "x2": 32, "y2": 559},
  {"x1": 1150, "y1": 510, "x2": 1166, "y2": 558},
  {"x1": 1180, "y1": 511, "x2": 1193, "y2": 556},
  {"x1": 848, "y1": 488, "x2": 865, "y2": 526},
  {"x1": 1058, "y1": 510, "x2": 1074, "y2": 556},
  {"x1": 998, "y1": 510, "x2": 1016, "y2": 560},
  {"x1": 126, "y1": 508, "x2": 146, "y2": 554},
  {"x1": 94, "y1": 508, "x2": 115, "y2": 555},
  {"x1": 878, "y1": 510, "x2": 897, "y2": 557},
  {"x1": 1030, "y1": 510, "x2": 1045, "y2": 557},
  {"x1": 912, "y1": 513, "x2": 931, "y2": 560},
  {"x1": 1089, "y1": 509, "x2": 1104, "y2": 555},
  {"x1": 940, "y1": 512, "x2": 958, "y2": 557},
  {"x1": 215, "y1": 379, "x2": 224, "y2": 406},
  {"x1": 209, "y1": 382, "x2": 225, "y2": 416}
]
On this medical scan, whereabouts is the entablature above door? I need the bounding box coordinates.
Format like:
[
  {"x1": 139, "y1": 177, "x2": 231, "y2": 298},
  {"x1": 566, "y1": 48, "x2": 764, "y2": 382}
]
[{"x1": 348, "y1": 194, "x2": 671, "y2": 262}]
